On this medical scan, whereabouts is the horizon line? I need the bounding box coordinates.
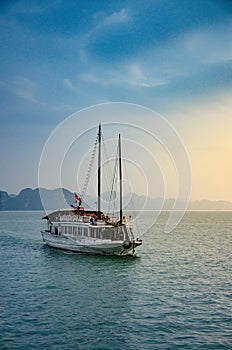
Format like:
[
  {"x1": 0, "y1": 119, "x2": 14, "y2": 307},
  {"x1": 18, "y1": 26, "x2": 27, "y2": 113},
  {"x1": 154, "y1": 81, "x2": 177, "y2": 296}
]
[{"x1": 1, "y1": 186, "x2": 232, "y2": 203}]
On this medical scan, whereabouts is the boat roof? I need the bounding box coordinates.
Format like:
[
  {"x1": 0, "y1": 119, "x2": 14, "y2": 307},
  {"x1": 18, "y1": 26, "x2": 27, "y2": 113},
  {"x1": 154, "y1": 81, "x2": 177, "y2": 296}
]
[{"x1": 42, "y1": 209, "x2": 102, "y2": 220}]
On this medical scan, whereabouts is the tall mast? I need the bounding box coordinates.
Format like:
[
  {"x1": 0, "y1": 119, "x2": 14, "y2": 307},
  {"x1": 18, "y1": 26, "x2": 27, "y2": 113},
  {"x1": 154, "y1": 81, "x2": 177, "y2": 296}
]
[
  {"x1": 119, "y1": 133, "x2": 123, "y2": 223},
  {"x1": 97, "y1": 123, "x2": 101, "y2": 214}
]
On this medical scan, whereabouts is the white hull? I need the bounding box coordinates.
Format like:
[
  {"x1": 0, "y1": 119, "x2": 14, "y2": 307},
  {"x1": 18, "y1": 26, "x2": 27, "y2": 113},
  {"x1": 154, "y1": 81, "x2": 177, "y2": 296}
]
[{"x1": 41, "y1": 231, "x2": 140, "y2": 256}]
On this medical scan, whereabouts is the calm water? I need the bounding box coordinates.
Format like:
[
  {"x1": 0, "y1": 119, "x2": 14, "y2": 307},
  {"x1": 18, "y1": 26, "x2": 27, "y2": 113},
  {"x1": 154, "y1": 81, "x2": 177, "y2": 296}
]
[{"x1": 0, "y1": 211, "x2": 231, "y2": 349}]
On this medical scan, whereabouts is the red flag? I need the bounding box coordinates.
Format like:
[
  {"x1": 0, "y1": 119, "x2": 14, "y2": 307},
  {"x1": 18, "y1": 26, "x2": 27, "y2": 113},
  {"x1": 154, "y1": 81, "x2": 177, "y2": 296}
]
[{"x1": 75, "y1": 193, "x2": 81, "y2": 201}]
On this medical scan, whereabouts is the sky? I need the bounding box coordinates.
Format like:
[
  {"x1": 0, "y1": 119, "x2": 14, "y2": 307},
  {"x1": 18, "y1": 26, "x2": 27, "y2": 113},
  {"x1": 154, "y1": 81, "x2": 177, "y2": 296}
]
[{"x1": 0, "y1": 0, "x2": 232, "y2": 201}]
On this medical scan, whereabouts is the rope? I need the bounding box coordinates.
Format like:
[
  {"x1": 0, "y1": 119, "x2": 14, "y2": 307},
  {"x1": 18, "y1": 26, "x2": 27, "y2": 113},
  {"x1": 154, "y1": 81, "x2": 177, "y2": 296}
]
[
  {"x1": 80, "y1": 132, "x2": 98, "y2": 200},
  {"x1": 106, "y1": 142, "x2": 119, "y2": 216}
]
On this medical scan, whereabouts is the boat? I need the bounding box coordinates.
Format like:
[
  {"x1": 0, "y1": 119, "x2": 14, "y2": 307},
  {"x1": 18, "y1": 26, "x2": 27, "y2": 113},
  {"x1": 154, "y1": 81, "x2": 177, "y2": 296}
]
[{"x1": 41, "y1": 124, "x2": 142, "y2": 256}]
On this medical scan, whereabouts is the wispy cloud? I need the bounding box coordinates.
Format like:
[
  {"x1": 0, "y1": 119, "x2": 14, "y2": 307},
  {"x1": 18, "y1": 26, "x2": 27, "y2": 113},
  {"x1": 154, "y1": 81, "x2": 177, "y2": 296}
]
[
  {"x1": 127, "y1": 21, "x2": 232, "y2": 91},
  {"x1": 2, "y1": 76, "x2": 45, "y2": 106},
  {"x1": 78, "y1": 73, "x2": 98, "y2": 83},
  {"x1": 73, "y1": 19, "x2": 232, "y2": 99},
  {"x1": 126, "y1": 63, "x2": 168, "y2": 88},
  {"x1": 63, "y1": 78, "x2": 80, "y2": 93},
  {"x1": 91, "y1": 8, "x2": 130, "y2": 30},
  {"x1": 76, "y1": 62, "x2": 168, "y2": 89},
  {"x1": 181, "y1": 23, "x2": 232, "y2": 64},
  {"x1": 100, "y1": 8, "x2": 129, "y2": 27},
  {"x1": 78, "y1": 8, "x2": 130, "y2": 63},
  {"x1": 13, "y1": 76, "x2": 38, "y2": 101},
  {"x1": 78, "y1": 12, "x2": 232, "y2": 91},
  {"x1": 128, "y1": 64, "x2": 145, "y2": 81}
]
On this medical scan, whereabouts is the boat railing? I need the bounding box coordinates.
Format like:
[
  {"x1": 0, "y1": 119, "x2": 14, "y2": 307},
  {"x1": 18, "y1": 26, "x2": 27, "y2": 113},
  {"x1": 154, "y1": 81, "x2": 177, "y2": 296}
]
[
  {"x1": 58, "y1": 215, "x2": 88, "y2": 222},
  {"x1": 57, "y1": 214, "x2": 133, "y2": 223}
]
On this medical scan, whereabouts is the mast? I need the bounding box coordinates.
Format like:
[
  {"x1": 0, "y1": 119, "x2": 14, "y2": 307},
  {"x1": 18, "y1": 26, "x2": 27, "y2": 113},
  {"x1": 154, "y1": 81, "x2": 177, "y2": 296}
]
[
  {"x1": 97, "y1": 123, "x2": 101, "y2": 215},
  {"x1": 118, "y1": 133, "x2": 123, "y2": 223}
]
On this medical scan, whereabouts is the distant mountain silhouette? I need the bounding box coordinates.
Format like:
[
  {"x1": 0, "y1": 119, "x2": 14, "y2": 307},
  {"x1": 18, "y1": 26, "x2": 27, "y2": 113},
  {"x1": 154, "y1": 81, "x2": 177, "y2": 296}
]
[
  {"x1": 1, "y1": 188, "x2": 232, "y2": 211},
  {"x1": 0, "y1": 188, "x2": 74, "y2": 211}
]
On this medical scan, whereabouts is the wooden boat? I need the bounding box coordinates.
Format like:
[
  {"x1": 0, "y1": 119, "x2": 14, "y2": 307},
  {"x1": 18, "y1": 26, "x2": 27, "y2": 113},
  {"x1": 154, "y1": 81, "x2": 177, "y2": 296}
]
[{"x1": 41, "y1": 124, "x2": 142, "y2": 255}]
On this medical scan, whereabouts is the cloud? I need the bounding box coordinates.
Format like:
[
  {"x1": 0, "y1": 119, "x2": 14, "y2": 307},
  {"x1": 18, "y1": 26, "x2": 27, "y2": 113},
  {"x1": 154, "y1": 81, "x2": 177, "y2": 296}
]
[
  {"x1": 74, "y1": 20, "x2": 231, "y2": 106},
  {"x1": 1, "y1": 76, "x2": 45, "y2": 106},
  {"x1": 78, "y1": 9, "x2": 231, "y2": 93},
  {"x1": 126, "y1": 63, "x2": 169, "y2": 87},
  {"x1": 78, "y1": 8, "x2": 130, "y2": 63},
  {"x1": 76, "y1": 61, "x2": 168, "y2": 90},
  {"x1": 125, "y1": 22, "x2": 232, "y2": 94},
  {"x1": 13, "y1": 76, "x2": 37, "y2": 101},
  {"x1": 63, "y1": 78, "x2": 80, "y2": 93},
  {"x1": 128, "y1": 63, "x2": 145, "y2": 81},
  {"x1": 181, "y1": 23, "x2": 232, "y2": 65},
  {"x1": 100, "y1": 8, "x2": 129, "y2": 27},
  {"x1": 91, "y1": 8, "x2": 130, "y2": 30},
  {"x1": 78, "y1": 73, "x2": 98, "y2": 83}
]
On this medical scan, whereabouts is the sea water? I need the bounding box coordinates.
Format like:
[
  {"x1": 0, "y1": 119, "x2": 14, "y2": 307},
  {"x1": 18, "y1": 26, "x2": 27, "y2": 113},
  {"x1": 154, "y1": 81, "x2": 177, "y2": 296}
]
[{"x1": 0, "y1": 211, "x2": 231, "y2": 349}]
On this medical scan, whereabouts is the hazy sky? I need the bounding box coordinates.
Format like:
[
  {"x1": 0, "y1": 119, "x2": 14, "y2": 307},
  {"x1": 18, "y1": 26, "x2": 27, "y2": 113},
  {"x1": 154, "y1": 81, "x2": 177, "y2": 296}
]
[{"x1": 0, "y1": 0, "x2": 231, "y2": 200}]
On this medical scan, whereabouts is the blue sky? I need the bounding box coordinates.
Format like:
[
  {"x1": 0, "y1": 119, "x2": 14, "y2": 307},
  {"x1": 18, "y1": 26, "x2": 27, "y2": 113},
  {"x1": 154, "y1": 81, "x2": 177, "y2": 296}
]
[{"x1": 0, "y1": 0, "x2": 232, "y2": 200}]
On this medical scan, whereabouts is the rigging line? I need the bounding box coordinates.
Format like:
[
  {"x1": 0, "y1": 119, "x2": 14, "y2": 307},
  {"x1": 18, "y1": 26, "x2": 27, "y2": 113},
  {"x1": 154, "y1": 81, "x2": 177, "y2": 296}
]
[
  {"x1": 101, "y1": 133, "x2": 114, "y2": 202},
  {"x1": 107, "y1": 142, "x2": 119, "y2": 216},
  {"x1": 111, "y1": 164, "x2": 118, "y2": 216},
  {"x1": 81, "y1": 131, "x2": 98, "y2": 200}
]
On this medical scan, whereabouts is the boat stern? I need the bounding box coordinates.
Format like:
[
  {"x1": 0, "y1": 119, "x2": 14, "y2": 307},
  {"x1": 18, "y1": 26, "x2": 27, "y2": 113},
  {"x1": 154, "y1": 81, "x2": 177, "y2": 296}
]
[{"x1": 122, "y1": 238, "x2": 142, "y2": 255}]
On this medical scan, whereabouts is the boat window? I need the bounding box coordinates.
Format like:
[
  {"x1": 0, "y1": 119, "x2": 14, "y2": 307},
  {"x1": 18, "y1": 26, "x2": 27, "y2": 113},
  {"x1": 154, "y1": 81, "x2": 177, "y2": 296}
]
[
  {"x1": 68, "y1": 226, "x2": 72, "y2": 234},
  {"x1": 99, "y1": 227, "x2": 125, "y2": 241},
  {"x1": 73, "y1": 227, "x2": 77, "y2": 236},
  {"x1": 78, "y1": 227, "x2": 82, "y2": 235},
  {"x1": 83, "y1": 228, "x2": 88, "y2": 236},
  {"x1": 96, "y1": 230, "x2": 101, "y2": 239},
  {"x1": 89, "y1": 228, "x2": 93, "y2": 237},
  {"x1": 125, "y1": 227, "x2": 132, "y2": 240}
]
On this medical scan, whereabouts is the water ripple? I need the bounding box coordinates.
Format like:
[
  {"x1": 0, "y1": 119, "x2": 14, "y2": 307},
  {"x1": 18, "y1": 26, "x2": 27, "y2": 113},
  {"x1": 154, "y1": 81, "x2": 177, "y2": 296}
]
[{"x1": 0, "y1": 211, "x2": 231, "y2": 349}]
